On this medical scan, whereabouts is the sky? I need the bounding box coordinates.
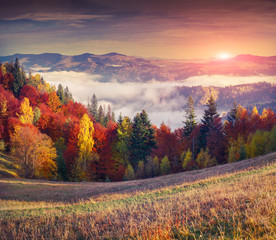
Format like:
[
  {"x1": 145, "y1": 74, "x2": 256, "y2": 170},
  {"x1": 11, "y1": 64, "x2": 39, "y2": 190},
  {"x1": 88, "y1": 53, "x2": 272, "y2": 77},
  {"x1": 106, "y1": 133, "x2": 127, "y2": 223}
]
[{"x1": 1, "y1": 0, "x2": 276, "y2": 59}]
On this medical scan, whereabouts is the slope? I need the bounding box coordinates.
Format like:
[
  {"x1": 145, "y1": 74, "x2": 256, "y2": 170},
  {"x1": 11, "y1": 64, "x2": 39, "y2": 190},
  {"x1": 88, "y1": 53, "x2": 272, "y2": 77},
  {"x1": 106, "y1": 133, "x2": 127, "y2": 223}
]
[
  {"x1": 0, "y1": 152, "x2": 275, "y2": 239},
  {"x1": 0, "y1": 152, "x2": 20, "y2": 178}
]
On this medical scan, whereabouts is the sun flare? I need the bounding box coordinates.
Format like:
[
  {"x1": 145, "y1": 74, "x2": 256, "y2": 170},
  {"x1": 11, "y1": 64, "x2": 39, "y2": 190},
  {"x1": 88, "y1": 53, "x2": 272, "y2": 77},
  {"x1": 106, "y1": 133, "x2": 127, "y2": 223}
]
[{"x1": 217, "y1": 53, "x2": 231, "y2": 60}]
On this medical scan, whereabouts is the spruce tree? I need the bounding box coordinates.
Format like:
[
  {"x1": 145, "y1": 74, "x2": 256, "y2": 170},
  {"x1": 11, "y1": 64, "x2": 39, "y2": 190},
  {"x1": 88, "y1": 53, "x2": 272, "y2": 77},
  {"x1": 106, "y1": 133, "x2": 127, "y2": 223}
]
[
  {"x1": 57, "y1": 84, "x2": 65, "y2": 103},
  {"x1": 12, "y1": 58, "x2": 26, "y2": 97},
  {"x1": 130, "y1": 110, "x2": 156, "y2": 168},
  {"x1": 183, "y1": 95, "x2": 197, "y2": 137},
  {"x1": 90, "y1": 94, "x2": 98, "y2": 119},
  {"x1": 198, "y1": 95, "x2": 219, "y2": 150},
  {"x1": 64, "y1": 86, "x2": 73, "y2": 103},
  {"x1": 227, "y1": 101, "x2": 238, "y2": 125}
]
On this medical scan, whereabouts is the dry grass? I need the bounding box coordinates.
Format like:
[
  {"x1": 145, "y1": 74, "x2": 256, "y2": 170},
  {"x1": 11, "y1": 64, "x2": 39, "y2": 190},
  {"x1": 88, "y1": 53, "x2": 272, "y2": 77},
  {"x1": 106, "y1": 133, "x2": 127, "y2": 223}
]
[
  {"x1": 1, "y1": 152, "x2": 275, "y2": 202},
  {"x1": 0, "y1": 153, "x2": 275, "y2": 239}
]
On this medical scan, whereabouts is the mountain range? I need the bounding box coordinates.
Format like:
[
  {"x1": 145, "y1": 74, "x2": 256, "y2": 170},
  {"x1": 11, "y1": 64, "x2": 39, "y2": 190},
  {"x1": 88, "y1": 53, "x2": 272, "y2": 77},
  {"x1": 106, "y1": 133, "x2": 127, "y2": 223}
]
[{"x1": 1, "y1": 53, "x2": 276, "y2": 82}]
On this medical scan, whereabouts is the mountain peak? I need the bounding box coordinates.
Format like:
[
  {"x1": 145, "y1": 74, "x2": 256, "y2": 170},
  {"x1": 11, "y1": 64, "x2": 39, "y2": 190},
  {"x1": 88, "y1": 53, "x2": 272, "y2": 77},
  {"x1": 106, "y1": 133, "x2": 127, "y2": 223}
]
[{"x1": 102, "y1": 52, "x2": 126, "y2": 57}]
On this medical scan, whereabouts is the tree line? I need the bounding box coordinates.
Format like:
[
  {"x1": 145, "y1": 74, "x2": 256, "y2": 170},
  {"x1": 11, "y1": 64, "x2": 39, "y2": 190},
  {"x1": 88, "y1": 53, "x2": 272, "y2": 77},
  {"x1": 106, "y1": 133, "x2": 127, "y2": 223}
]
[{"x1": 0, "y1": 59, "x2": 275, "y2": 181}]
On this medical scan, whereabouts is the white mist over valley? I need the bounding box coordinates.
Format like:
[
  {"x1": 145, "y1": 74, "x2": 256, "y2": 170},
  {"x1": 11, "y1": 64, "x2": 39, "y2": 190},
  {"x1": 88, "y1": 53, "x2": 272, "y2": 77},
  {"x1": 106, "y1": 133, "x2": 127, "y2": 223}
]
[{"x1": 37, "y1": 71, "x2": 276, "y2": 129}]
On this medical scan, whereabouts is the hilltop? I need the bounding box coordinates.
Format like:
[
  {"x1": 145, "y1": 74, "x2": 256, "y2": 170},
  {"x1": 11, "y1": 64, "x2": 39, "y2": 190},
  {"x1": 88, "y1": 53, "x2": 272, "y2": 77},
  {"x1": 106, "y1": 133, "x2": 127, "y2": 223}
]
[{"x1": 1, "y1": 53, "x2": 276, "y2": 82}]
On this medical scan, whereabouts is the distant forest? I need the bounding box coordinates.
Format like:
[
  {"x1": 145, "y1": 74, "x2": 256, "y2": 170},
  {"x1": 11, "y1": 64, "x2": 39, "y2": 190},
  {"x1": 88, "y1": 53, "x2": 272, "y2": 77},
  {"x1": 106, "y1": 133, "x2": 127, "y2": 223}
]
[
  {"x1": 175, "y1": 83, "x2": 276, "y2": 112},
  {"x1": 0, "y1": 58, "x2": 276, "y2": 182}
]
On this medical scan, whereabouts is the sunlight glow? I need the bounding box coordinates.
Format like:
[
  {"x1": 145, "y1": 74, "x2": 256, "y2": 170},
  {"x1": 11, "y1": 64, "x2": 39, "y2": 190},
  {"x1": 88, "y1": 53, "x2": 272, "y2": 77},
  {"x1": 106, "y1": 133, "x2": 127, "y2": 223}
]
[{"x1": 217, "y1": 53, "x2": 231, "y2": 60}]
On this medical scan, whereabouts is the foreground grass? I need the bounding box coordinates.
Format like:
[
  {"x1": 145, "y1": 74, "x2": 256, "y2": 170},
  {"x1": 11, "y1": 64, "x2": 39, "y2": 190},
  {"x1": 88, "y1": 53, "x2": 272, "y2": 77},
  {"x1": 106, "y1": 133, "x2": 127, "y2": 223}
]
[{"x1": 0, "y1": 160, "x2": 275, "y2": 239}]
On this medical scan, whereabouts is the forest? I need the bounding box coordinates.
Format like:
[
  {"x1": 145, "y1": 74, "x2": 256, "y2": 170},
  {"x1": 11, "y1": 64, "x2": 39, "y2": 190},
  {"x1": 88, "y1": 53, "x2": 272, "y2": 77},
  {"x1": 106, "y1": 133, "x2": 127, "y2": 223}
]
[{"x1": 0, "y1": 58, "x2": 276, "y2": 182}]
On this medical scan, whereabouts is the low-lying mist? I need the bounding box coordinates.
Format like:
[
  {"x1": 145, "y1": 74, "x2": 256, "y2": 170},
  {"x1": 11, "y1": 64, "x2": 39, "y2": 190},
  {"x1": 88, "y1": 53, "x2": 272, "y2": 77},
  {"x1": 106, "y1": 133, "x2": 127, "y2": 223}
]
[{"x1": 38, "y1": 71, "x2": 276, "y2": 129}]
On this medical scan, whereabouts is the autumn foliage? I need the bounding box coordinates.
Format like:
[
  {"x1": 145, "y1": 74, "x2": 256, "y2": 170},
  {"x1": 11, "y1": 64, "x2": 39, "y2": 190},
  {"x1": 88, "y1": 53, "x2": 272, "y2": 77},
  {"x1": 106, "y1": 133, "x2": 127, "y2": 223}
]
[{"x1": 0, "y1": 59, "x2": 276, "y2": 181}]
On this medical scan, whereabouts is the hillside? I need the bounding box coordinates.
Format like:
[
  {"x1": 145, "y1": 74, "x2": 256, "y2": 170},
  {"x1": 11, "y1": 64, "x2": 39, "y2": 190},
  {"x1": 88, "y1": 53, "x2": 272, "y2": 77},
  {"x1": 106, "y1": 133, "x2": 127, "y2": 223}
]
[
  {"x1": 1, "y1": 53, "x2": 276, "y2": 82},
  {"x1": 0, "y1": 152, "x2": 275, "y2": 239},
  {"x1": 0, "y1": 153, "x2": 19, "y2": 178}
]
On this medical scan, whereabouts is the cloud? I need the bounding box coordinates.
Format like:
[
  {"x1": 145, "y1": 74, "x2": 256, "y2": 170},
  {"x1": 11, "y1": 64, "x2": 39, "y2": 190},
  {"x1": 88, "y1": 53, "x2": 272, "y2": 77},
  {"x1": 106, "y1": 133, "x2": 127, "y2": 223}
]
[
  {"x1": 36, "y1": 71, "x2": 276, "y2": 129},
  {"x1": 4, "y1": 12, "x2": 112, "y2": 22}
]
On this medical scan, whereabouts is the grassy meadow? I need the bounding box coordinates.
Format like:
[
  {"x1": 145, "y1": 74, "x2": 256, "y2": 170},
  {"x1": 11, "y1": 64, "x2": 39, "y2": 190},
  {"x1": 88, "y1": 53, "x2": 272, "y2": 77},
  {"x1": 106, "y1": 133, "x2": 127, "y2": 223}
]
[{"x1": 0, "y1": 152, "x2": 275, "y2": 239}]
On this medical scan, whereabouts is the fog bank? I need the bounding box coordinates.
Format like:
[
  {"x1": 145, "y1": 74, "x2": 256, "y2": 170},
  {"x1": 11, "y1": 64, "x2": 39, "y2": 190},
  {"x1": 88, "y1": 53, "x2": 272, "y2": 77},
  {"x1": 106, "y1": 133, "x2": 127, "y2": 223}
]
[{"x1": 38, "y1": 71, "x2": 276, "y2": 129}]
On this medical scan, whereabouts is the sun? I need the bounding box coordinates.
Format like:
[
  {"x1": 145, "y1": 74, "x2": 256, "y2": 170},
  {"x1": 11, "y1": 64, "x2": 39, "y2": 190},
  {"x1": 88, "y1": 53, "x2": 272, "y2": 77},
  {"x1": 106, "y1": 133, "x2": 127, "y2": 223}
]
[{"x1": 217, "y1": 53, "x2": 231, "y2": 60}]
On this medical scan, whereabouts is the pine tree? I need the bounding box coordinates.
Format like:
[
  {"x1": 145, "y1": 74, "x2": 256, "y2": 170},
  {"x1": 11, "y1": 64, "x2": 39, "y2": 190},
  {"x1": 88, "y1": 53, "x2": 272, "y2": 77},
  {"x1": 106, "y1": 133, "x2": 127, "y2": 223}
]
[
  {"x1": 12, "y1": 58, "x2": 26, "y2": 97},
  {"x1": 227, "y1": 101, "x2": 238, "y2": 124},
  {"x1": 57, "y1": 84, "x2": 65, "y2": 103},
  {"x1": 64, "y1": 86, "x2": 73, "y2": 103},
  {"x1": 54, "y1": 137, "x2": 68, "y2": 181},
  {"x1": 183, "y1": 95, "x2": 197, "y2": 137},
  {"x1": 130, "y1": 110, "x2": 156, "y2": 168},
  {"x1": 90, "y1": 94, "x2": 98, "y2": 119},
  {"x1": 198, "y1": 95, "x2": 219, "y2": 150},
  {"x1": 98, "y1": 105, "x2": 105, "y2": 125}
]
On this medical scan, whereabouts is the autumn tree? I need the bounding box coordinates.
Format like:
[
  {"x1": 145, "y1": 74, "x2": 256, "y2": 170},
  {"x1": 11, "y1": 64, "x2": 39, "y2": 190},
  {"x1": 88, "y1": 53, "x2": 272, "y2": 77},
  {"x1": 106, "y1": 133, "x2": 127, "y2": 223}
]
[
  {"x1": 19, "y1": 85, "x2": 40, "y2": 107},
  {"x1": 18, "y1": 98, "x2": 34, "y2": 124},
  {"x1": 152, "y1": 123, "x2": 178, "y2": 164},
  {"x1": 124, "y1": 164, "x2": 135, "y2": 180},
  {"x1": 136, "y1": 160, "x2": 145, "y2": 179},
  {"x1": 10, "y1": 125, "x2": 57, "y2": 179},
  {"x1": 183, "y1": 95, "x2": 197, "y2": 137},
  {"x1": 246, "y1": 130, "x2": 270, "y2": 158},
  {"x1": 47, "y1": 92, "x2": 61, "y2": 113},
  {"x1": 160, "y1": 155, "x2": 170, "y2": 175},
  {"x1": 196, "y1": 148, "x2": 217, "y2": 169},
  {"x1": 33, "y1": 107, "x2": 41, "y2": 125},
  {"x1": 114, "y1": 116, "x2": 131, "y2": 166},
  {"x1": 228, "y1": 136, "x2": 247, "y2": 163},
  {"x1": 182, "y1": 148, "x2": 192, "y2": 170},
  {"x1": 145, "y1": 156, "x2": 160, "y2": 178},
  {"x1": 76, "y1": 113, "x2": 94, "y2": 180}
]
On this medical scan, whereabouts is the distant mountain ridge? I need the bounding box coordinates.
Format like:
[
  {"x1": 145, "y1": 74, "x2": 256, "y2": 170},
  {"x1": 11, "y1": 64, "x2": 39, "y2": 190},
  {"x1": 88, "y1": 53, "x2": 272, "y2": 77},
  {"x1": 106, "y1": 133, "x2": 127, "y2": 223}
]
[{"x1": 1, "y1": 53, "x2": 276, "y2": 82}]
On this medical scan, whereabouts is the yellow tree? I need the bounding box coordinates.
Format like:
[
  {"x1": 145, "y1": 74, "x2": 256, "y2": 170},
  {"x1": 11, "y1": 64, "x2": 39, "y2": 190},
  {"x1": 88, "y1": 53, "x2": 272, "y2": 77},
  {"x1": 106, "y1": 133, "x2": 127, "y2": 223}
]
[
  {"x1": 76, "y1": 113, "x2": 94, "y2": 180},
  {"x1": 10, "y1": 125, "x2": 57, "y2": 179},
  {"x1": 18, "y1": 97, "x2": 34, "y2": 124},
  {"x1": 47, "y1": 92, "x2": 61, "y2": 112}
]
